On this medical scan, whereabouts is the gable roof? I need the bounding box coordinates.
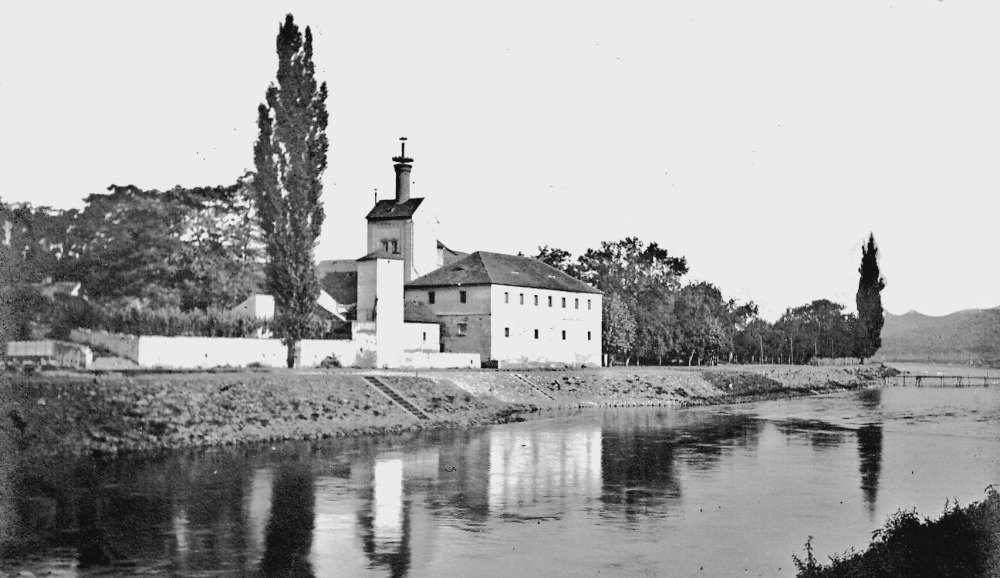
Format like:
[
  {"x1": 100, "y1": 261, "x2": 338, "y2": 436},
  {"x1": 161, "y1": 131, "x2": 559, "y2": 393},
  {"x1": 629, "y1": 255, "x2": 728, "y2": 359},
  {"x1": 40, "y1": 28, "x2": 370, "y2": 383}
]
[
  {"x1": 406, "y1": 251, "x2": 602, "y2": 294},
  {"x1": 437, "y1": 240, "x2": 468, "y2": 266},
  {"x1": 365, "y1": 198, "x2": 424, "y2": 221},
  {"x1": 356, "y1": 249, "x2": 405, "y2": 262},
  {"x1": 320, "y1": 270, "x2": 358, "y2": 306}
]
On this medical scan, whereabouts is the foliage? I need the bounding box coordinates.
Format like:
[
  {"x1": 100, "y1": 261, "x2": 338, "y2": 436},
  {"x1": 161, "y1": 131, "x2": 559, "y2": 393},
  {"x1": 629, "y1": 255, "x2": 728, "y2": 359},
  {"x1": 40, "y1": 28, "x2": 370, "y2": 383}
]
[
  {"x1": 252, "y1": 14, "x2": 329, "y2": 367},
  {"x1": 794, "y1": 486, "x2": 1000, "y2": 577},
  {"x1": 855, "y1": 233, "x2": 886, "y2": 361},
  {"x1": 602, "y1": 293, "x2": 636, "y2": 363},
  {"x1": 536, "y1": 239, "x2": 757, "y2": 365},
  {"x1": 733, "y1": 300, "x2": 860, "y2": 364},
  {"x1": 1, "y1": 180, "x2": 264, "y2": 311}
]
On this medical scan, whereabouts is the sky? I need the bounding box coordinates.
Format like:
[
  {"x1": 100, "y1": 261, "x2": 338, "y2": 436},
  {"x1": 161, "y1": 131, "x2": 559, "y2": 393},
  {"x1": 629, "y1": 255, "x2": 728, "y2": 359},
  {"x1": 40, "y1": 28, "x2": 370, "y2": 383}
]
[{"x1": 1, "y1": 1, "x2": 997, "y2": 320}]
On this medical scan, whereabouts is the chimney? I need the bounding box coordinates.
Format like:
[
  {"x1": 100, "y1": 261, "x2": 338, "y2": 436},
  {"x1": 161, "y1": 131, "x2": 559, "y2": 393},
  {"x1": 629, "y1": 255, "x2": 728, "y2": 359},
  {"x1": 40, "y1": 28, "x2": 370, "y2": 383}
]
[{"x1": 392, "y1": 136, "x2": 413, "y2": 204}]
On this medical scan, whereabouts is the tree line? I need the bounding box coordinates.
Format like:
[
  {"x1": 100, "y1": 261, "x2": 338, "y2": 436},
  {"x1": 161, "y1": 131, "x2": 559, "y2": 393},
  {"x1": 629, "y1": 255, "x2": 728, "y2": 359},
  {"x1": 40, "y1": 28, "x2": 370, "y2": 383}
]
[{"x1": 535, "y1": 233, "x2": 885, "y2": 366}]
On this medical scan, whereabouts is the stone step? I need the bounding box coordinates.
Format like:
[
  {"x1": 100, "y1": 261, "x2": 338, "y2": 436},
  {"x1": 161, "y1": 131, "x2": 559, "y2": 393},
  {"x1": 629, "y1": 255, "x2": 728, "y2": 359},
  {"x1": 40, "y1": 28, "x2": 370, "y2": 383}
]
[{"x1": 363, "y1": 376, "x2": 431, "y2": 420}]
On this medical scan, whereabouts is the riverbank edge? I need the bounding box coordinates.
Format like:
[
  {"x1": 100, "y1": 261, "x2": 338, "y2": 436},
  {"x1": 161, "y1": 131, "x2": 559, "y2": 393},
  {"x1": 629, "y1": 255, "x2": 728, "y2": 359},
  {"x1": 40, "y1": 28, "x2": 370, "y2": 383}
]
[
  {"x1": 1, "y1": 365, "x2": 892, "y2": 457},
  {"x1": 794, "y1": 486, "x2": 1000, "y2": 577}
]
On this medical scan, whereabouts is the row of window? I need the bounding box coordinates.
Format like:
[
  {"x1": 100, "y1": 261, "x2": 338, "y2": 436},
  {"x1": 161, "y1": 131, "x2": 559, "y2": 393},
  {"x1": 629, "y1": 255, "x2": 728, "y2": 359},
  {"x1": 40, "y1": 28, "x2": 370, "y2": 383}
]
[
  {"x1": 379, "y1": 239, "x2": 399, "y2": 253},
  {"x1": 427, "y1": 290, "x2": 592, "y2": 310},
  {"x1": 502, "y1": 327, "x2": 592, "y2": 341},
  {"x1": 505, "y1": 291, "x2": 591, "y2": 310}
]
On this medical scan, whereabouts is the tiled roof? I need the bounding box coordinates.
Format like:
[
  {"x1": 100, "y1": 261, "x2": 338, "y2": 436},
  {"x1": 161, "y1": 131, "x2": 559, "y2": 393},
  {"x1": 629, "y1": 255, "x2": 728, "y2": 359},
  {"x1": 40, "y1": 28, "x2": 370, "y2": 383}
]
[
  {"x1": 406, "y1": 251, "x2": 602, "y2": 294},
  {"x1": 356, "y1": 249, "x2": 405, "y2": 262},
  {"x1": 437, "y1": 241, "x2": 468, "y2": 266},
  {"x1": 365, "y1": 198, "x2": 424, "y2": 221},
  {"x1": 404, "y1": 301, "x2": 440, "y2": 324},
  {"x1": 320, "y1": 271, "x2": 358, "y2": 306}
]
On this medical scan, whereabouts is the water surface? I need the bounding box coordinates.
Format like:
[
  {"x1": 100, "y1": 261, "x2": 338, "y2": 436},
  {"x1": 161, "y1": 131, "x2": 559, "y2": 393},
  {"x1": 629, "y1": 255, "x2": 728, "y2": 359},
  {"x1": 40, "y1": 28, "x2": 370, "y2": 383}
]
[{"x1": 2, "y1": 386, "x2": 997, "y2": 577}]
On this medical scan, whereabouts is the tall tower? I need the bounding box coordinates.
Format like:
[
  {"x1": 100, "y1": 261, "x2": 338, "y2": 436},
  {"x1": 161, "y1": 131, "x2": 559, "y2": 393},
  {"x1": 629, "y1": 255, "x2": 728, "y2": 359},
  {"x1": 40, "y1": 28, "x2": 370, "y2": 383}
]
[{"x1": 365, "y1": 138, "x2": 437, "y2": 282}]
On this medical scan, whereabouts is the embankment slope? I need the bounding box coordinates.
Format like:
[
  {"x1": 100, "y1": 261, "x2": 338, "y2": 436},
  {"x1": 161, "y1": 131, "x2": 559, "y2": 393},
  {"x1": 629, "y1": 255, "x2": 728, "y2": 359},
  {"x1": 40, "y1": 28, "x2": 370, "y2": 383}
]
[{"x1": 1, "y1": 365, "x2": 888, "y2": 456}]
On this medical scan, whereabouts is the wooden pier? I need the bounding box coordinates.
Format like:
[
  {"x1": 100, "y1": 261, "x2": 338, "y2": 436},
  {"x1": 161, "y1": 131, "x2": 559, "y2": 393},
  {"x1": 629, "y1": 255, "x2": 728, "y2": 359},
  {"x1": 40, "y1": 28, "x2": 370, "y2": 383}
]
[{"x1": 884, "y1": 374, "x2": 1000, "y2": 387}]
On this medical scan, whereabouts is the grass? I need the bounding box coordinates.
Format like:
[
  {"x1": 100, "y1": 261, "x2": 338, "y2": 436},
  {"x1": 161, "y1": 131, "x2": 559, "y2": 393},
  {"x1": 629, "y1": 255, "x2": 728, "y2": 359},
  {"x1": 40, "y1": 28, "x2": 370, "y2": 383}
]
[{"x1": 795, "y1": 486, "x2": 1000, "y2": 577}]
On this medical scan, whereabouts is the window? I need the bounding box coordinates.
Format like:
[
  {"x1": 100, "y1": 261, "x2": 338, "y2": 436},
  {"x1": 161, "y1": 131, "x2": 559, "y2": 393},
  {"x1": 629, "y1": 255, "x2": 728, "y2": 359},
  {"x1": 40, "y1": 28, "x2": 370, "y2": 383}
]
[
  {"x1": 588, "y1": 299, "x2": 592, "y2": 310},
  {"x1": 575, "y1": 298, "x2": 579, "y2": 309},
  {"x1": 588, "y1": 331, "x2": 592, "y2": 341},
  {"x1": 548, "y1": 296, "x2": 553, "y2": 307},
  {"x1": 534, "y1": 295, "x2": 539, "y2": 306},
  {"x1": 561, "y1": 330, "x2": 566, "y2": 340},
  {"x1": 504, "y1": 327, "x2": 510, "y2": 337},
  {"x1": 428, "y1": 291, "x2": 435, "y2": 304},
  {"x1": 422, "y1": 332, "x2": 427, "y2": 342},
  {"x1": 505, "y1": 292, "x2": 509, "y2": 304},
  {"x1": 458, "y1": 323, "x2": 468, "y2": 336},
  {"x1": 391, "y1": 239, "x2": 398, "y2": 253},
  {"x1": 460, "y1": 290, "x2": 467, "y2": 303},
  {"x1": 561, "y1": 297, "x2": 566, "y2": 308},
  {"x1": 520, "y1": 293, "x2": 524, "y2": 305},
  {"x1": 381, "y1": 240, "x2": 389, "y2": 252},
  {"x1": 534, "y1": 329, "x2": 539, "y2": 339}
]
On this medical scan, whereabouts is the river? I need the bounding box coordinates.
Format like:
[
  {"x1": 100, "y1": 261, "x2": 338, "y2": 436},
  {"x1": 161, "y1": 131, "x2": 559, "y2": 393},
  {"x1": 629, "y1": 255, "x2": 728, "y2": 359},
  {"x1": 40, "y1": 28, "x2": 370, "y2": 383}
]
[{"x1": 2, "y1": 386, "x2": 997, "y2": 577}]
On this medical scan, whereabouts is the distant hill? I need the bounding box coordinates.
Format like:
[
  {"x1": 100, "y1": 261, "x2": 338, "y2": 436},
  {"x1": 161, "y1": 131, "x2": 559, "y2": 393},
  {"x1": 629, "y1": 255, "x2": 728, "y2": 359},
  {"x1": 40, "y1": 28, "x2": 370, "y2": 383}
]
[{"x1": 876, "y1": 307, "x2": 1000, "y2": 367}]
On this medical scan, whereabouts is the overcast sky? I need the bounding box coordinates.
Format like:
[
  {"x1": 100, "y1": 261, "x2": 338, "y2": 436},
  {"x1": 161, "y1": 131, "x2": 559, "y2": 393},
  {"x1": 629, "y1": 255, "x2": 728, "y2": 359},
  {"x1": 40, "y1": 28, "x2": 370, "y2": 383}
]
[{"x1": 2, "y1": 1, "x2": 997, "y2": 320}]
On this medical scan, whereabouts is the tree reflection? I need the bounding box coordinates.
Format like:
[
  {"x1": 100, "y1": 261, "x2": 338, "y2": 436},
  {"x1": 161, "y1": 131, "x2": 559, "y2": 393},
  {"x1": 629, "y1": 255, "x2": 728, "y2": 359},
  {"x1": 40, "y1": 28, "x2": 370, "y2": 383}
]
[
  {"x1": 259, "y1": 462, "x2": 316, "y2": 578},
  {"x1": 601, "y1": 412, "x2": 761, "y2": 518},
  {"x1": 857, "y1": 423, "x2": 883, "y2": 517}
]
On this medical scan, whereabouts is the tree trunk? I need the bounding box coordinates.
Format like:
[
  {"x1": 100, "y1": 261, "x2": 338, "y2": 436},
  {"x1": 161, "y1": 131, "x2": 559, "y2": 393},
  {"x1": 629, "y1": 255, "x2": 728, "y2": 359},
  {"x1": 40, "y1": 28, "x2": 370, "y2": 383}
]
[
  {"x1": 687, "y1": 350, "x2": 695, "y2": 366},
  {"x1": 286, "y1": 340, "x2": 297, "y2": 368}
]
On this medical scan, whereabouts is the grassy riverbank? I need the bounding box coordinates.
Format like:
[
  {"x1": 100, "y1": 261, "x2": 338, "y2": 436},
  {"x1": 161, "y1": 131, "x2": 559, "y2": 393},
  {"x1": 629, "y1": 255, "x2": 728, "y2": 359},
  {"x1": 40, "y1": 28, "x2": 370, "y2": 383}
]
[
  {"x1": 0, "y1": 364, "x2": 890, "y2": 455},
  {"x1": 795, "y1": 487, "x2": 1000, "y2": 577}
]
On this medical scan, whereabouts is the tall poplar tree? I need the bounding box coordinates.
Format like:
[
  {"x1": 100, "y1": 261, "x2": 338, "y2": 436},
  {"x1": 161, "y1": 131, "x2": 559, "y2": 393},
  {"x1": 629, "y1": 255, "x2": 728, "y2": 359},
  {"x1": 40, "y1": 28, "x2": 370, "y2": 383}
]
[
  {"x1": 855, "y1": 233, "x2": 886, "y2": 362},
  {"x1": 252, "y1": 14, "x2": 329, "y2": 367}
]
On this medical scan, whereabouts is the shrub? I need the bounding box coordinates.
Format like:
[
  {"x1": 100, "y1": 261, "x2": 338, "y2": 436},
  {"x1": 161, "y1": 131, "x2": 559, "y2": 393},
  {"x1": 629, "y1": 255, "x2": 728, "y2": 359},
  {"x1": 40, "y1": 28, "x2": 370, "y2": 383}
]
[{"x1": 319, "y1": 354, "x2": 340, "y2": 368}]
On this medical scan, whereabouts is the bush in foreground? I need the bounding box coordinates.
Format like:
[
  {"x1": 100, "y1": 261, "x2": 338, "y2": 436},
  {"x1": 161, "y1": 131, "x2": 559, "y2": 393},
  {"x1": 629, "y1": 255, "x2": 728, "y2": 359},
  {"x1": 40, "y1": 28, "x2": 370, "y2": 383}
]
[{"x1": 795, "y1": 486, "x2": 1000, "y2": 577}]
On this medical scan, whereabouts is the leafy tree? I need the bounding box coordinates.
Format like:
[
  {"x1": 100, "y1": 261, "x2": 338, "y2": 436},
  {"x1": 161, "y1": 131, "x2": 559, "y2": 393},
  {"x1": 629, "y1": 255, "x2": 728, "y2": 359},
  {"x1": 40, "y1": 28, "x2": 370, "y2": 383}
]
[
  {"x1": 603, "y1": 293, "x2": 637, "y2": 365},
  {"x1": 60, "y1": 180, "x2": 262, "y2": 309},
  {"x1": 535, "y1": 245, "x2": 578, "y2": 278},
  {"x1": 252, "y1": 14, "x2": 329, "y2": 367},
  {"x1": 856, "y1": 233, "x2": 886, "y2": 362}
]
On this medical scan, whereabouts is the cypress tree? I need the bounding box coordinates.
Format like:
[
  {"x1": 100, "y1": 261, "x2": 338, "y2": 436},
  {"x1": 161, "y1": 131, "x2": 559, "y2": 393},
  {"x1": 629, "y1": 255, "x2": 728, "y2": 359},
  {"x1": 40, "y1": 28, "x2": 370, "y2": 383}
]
[
  {"x1": 855, "y1": 233, "x2": 886, "y2": 362},
  {"x1": 252, "y1": 14, "x2": 329, "y2": 367}
]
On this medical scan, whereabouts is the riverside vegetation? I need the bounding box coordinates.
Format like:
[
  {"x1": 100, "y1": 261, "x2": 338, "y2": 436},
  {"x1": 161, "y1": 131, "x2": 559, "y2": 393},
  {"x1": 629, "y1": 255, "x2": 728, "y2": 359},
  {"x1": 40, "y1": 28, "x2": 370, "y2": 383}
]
[
  {"x1": 0, "y1": 364, "x2": 891, "y2": 456},
  {"x1": 795, "y1": 487, "x2": 1000, "y2": 578}
]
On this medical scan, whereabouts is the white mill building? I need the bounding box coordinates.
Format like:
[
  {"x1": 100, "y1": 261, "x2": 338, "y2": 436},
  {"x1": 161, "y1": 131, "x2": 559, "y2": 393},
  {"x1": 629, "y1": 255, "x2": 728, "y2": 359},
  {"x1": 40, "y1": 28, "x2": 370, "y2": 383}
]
[{"x1": 317, "y1": 139, "x2": 603, "y2": 368}]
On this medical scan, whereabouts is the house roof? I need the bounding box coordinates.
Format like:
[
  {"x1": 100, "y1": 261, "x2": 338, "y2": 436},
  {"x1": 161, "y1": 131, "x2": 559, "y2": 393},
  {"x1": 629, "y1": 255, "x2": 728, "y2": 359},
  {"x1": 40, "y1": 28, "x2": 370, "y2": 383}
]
[
  {"x1": 406, "y1": 251, "x2": 602, "y2": 294},
  {"x1": 356, "y1": 249, "x2": 405, "y2": 262},
  {"x1": 404, "y1": 301, "x2": 440, "y2": 324},
  {"x1": 320, "y1": 271, "x2": 358, "y2": 306},
  {"x1": 437, "y1": 241, "x2": 468, "y2": 266},
  {"x1": 32, "y1": 281, "x2": 82, "y2": 299},
  {"x1": 365, "y1": 198, "x2": 424, "y2": 221}
]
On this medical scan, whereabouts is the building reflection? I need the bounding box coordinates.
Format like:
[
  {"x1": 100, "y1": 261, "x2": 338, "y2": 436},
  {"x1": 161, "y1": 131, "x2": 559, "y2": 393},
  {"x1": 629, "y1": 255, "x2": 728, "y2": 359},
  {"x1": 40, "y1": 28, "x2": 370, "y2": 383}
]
[
  {"x1": 353, "y1": 453, "x2": 412, "y2": 577},
  {"x1": 488, "y1": 425, "x2": 603, "y2": 515}
]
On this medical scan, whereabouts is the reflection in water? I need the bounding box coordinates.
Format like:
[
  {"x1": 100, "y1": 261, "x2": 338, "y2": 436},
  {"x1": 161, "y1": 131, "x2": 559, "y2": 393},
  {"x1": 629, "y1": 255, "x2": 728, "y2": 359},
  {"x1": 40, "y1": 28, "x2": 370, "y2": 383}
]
[
  {"x1": 488, "y1": 426, "x2": 602, "y2": 516},
  {"x1": 357, "y1": 454, "x2": 412, "y2": 577},
  {"x1": 260, "y1": 462, "x2": 315, "y2": 577},
  {"x1": 601, "y1": 412, "x2": 762, "y2": 518},
  {"x1": 4, "y1": 387, "x2": 996, "y2": 578},
  {"x1": 857, "y1": 424, "x2": 883, "y2": 516}
]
